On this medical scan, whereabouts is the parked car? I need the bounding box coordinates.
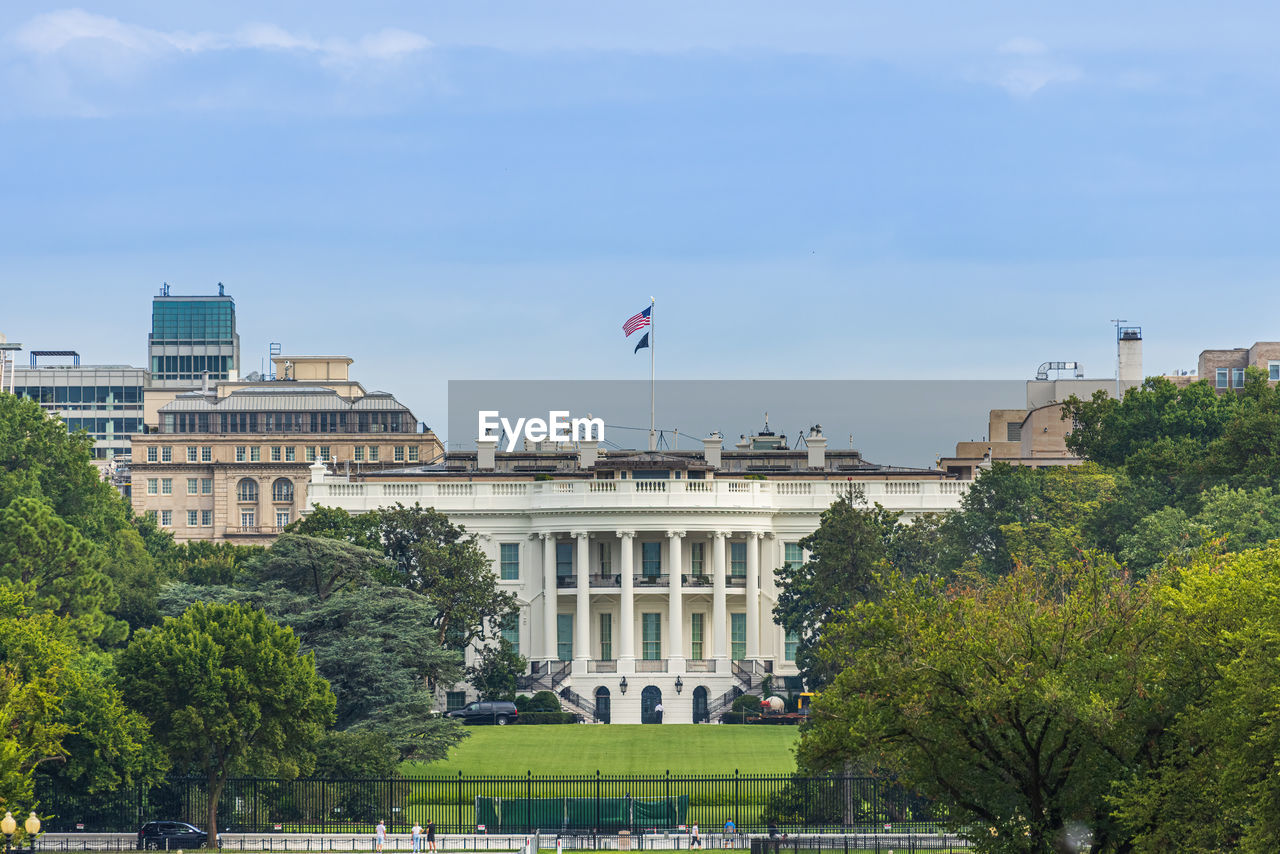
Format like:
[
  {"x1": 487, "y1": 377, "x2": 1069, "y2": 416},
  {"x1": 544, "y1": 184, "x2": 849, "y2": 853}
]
[
  {"x1": 446, "y1": 700, "x2": 519, "y2": 725},
  {"x1": 137, "y1": 821, "x2": 213, "y2": 850}
]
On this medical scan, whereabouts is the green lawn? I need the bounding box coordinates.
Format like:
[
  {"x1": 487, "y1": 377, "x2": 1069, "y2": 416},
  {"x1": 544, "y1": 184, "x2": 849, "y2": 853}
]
[{"x1": 403, "y1": 725, "x2": 799, "y2": 776}]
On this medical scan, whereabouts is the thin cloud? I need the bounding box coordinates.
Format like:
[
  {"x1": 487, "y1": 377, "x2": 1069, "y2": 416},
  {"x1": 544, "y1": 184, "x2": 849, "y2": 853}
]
[
  {"x1": 990, "y1": 36, "x2": 1080, "y2": 97},
  {"x1": 12, "y1": 9, "x2": 431, "y2": 64}
]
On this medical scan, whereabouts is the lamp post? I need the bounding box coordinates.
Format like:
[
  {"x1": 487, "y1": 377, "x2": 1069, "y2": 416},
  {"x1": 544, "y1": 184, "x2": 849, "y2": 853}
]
[
  {"x1": 2, "y1": 811, "x2": 16, "y2": 854},
  {"x1": 674, "y1": 676, "x2": 683, "y2": 694},
  {"x1": 24, "y1": 814, "x2": 39, "y2": 854},
  {"x1": 619, "y1": 676, "x2": 628, "y2": 695}
]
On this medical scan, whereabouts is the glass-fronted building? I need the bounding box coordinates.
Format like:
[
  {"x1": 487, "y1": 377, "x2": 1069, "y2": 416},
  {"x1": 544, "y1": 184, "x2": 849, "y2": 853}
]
[
  {"x1": 11, "y1": 364, "x2": 147, "y2": 462},
  {"x1": 148, "y1": 290, "x2": 239, "y2": 387}
]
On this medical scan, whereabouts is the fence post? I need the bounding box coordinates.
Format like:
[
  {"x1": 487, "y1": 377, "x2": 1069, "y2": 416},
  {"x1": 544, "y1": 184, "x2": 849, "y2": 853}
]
[
  {"x1": 527, "y1": 771, "x2": 533, "y2": 833},
  {"x1": 595, "y1": 771, "x2": 600, "y2": 834},
  {"x1": 457, "y1": 773, "x2": 463, "y2": 835},
  {"x1": 734, "y1": 771, "x2": 740, "y2": 832}
]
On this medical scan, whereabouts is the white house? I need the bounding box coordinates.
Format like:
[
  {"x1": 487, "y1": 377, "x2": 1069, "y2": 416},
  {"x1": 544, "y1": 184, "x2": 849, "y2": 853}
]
[{"x1": 305, "y1": 426, "x2": 968, "y2": 724}]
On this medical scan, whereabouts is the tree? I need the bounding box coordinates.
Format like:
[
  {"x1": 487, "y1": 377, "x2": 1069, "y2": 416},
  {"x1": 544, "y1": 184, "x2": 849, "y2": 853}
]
[
  {"x1": 294, "y1": 504, "x2": 518, "y2": 651},
  {"x1": 800, "y1": 558, "x2": 1178, "y2": 853},
  {"x1": 118, "y1": 602, "x2": 335, "y2": 838},
  {"x1": 466, "y1": 640, "x2": 526, "y2": 701}
]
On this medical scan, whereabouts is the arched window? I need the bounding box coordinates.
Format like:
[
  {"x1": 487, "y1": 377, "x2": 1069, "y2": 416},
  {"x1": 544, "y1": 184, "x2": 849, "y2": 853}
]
[
  {"x1": 594, "y1": 686, "x2": 611, "y2": 724},
  {"x1": 236, "y1": 478, "x2": 258, "y2": 503},
  {"x1": 692, "y1": 686, "x2": 710, "y2": 724},
  {"x1": 272, "y1": 478, "x2": 294, "y2": 503}
]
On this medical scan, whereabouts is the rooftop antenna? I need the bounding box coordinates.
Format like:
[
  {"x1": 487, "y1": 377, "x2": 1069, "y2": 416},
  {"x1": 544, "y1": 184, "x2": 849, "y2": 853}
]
[
  {"x1": 160, "y1": 282, "x2": 170, "y2": 297},
  {"x1": 1110, "y1": 319, "x2": 1127, "y2": 398}
]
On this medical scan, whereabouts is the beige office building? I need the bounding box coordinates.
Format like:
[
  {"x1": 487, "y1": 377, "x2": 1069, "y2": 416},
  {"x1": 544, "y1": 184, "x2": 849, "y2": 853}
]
[{"x1": 131, "y1": 356, "x2": 440, "y2": 542}]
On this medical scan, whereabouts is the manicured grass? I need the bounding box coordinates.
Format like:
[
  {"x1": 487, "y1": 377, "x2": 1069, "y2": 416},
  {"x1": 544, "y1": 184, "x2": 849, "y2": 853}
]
[{"x1": 403, "y1": 725, "x2": 799, "y2": 776}]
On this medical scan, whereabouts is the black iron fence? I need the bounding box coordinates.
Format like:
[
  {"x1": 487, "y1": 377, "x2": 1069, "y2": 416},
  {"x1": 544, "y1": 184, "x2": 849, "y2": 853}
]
[{"x1": 36, "y1": 774, "x2": 943, "y2": 836}]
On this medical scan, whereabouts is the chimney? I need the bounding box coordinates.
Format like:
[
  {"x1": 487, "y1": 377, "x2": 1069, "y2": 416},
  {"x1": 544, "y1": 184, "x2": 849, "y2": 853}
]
[
  {"x1": 477, "y1": 436, "x2": 497, "y2": 471},
  {"x1": 703, "y1": 432, "x2": 723, "y2": 468},
  {"x1": 1118, "y1": 326, "x2": 1143, "y2": 389},
  {"x1": 806, "y1": 425, "x2": 827, "y2": 469},
  {"x1": 579, "y1": 441, "x2": 600, "y2": 469}
]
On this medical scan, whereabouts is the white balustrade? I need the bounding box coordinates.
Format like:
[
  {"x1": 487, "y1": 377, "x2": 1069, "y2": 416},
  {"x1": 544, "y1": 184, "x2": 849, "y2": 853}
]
[{"x1": 635, "y1": 481, "x2": 667, "y2": 493}]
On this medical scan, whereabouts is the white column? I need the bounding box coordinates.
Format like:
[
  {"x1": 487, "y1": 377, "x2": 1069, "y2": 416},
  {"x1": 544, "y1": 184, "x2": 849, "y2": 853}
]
[
  {"x1": 575, "y1": 531, "x2": 590, "y2": 665},
  {"x1": 712, "y1": 531, "x2": 728, "y2": 660},
  {"x1": 542, "y1": 532, "x2": 557, "y2": 661},
  {"x1": 619, "y1": 531, "x2": 636, "y2": 668},
  {"x1": 746, "y1": 531, "x2": 761, "y2": 661},
  {"x1": 667, "y1": 531, "x2": 684, "y2": 665}
]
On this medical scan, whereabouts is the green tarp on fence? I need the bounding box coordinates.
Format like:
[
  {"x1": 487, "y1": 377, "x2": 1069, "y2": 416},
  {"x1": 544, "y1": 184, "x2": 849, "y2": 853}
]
[{"x1": 476, "y1": 795, "x2": 688, "y2": 830}]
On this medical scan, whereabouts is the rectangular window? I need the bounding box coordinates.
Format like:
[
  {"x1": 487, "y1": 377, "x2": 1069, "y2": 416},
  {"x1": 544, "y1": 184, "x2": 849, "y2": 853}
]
[
  {"x1": 276, "y1": 510, "x2": 290, "y2": 528},
  {"x1": 201, "y1": 478, "x2": 212, "y2": 494},
  {"x1": 1271, "y1": 362, "x2": 1280, "y2": 382},
  {"x1": 306, "y1": 447, "x2": 316, "y2": 462},
  {"x1": 145, "y1": 510, "x2": 157, "y2": 523},
  {"x1": 354, "y1": 446, "x2": 364, "y2": 462},
  {"x1": 161, "y1": 478, "x2": 172, "y2": 495},
  {"x1": 501, "y1": 612, "x2": 520, "y2": 656},
  {"x1": 394, "y1": 446, "x2": 405, "y2": 462},
  {"x1": 556, "y1": 542, "x2": 574, "y2": 577},
  {"x1": 250, "y1": 446, "x2": 261, "y2": 462},
  {"x1": 201, "y1": 510, "x2": 212, "y2": 527},
  {"x1": 146, "y1": 446, "x2": 157, "y2": 462},
  {"x1": 285, "y1": 446, "x2": 296, "y2": 462},
  {"x1": 241, "y1": 510, "x2": 255, "y2": 528},
  {"x1": 236, "y1": 446, "x2": 246, "y2": 462},
  {"x1": 446, "y1": 691, "x2": 467, "y2": 712},
  {"x1": 598, "y1": 541, "x2": 612, "y2": 574},
  {"x1": 599, "y1": 613, "x2": 613, "y2": 661},
  {"x1": 691, "y1": 613, "x2": 705, "y2": 660},
  {"x1": 690, "y1": 542, "x2": 705, "y2": 575},
  {"x1": 408, "y1": 446, "x2": 419, "y2": 462},
  {"x1": 731, "y1": 613, "x2": 746, "y2": 660},
  {"x1": 201, "y1": 446, "x2": 212, "y2": 462},
  {"x1": 500, "y1": 543, "x2": 520, "y2": 580},
  {"x1": 160, "y1": 510, "x2": 172, "y2": 527},
  {"x1": 1217, "y1": 368, "x2": 1229, "y2": 388},
  {"x1": 187, "y1": 478, "x2": 198, "y2": 495},
  {"x1": 187, "y1": 446, "x2": 198, "y2": 462},
  {"x1": 641, "y1": 541, "x2": 662, "y2": 578},
  {"x1": 161, "y1": 446, "x2": 172, "y2": 462},
  {"x1": 187, "y1": 510, "x2": 199, "y2": 527},
  {"x1": 1233, "y1": 368, "x2": 1245, "y2": 388},
  {"x1": 785, "y1": 630, "x2": 799, "y2": 662},
  {"x1": 320, "y1": 446, "x2": 330, "y2": 461},
  {"x1": 730, "y1": 542, "x2": 747, "y2": 577},
  {"x1": 784, "y1": 543, "x2": 803, "y2": 572},
  {"x1": 146, "y1": 478, "x2": 158, "y2": 495},
  {"x1": 368, "y1": 446, "x2": 379, "y2": 462},
  {"x1": 642, "y1": 613, "x2": 662, "y2": 660},
  {"x1": 557, "y1": 613, "x2": 573, "y2": 661},
  {"x1": 271, "y1": 446, "x2": 281, "y2": 462}
]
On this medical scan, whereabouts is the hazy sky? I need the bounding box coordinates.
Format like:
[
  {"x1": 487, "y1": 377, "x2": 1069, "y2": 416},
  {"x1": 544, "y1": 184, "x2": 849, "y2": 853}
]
[{"x1": 4, "y1": 3, "x2": 1280, "y2": 453}]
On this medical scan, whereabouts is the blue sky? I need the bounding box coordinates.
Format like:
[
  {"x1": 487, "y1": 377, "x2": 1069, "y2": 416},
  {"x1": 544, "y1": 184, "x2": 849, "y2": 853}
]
[{"x1": 4, "y1": 3, "x2": 1280, "y2": 449}]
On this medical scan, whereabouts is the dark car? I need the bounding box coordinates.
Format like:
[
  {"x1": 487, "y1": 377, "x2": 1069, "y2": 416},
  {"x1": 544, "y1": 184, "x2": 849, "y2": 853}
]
[
  {"x1": 137, "y1": 821, "x2": 212, "y2": 850},
  {"x1": 446, "y1": 700, "x2": 518, "y2": 725}
]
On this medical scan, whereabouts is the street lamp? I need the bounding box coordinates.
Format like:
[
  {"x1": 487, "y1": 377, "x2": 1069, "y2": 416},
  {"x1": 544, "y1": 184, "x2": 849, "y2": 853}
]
[
  {"x1": 2, "y1": 811, "x2": 16, "y2": 854},
  {"x1": 674, "y1": 676, "x2": 683, "y2": 694},
  {"x1": 23, "y1": 814, "x2": 38, "y2": 853}
]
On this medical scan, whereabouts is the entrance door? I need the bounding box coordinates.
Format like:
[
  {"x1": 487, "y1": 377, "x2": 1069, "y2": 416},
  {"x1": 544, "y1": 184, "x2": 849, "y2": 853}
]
[
  {"x1": 595, "y1": 687, "x2": 611, "y2": 724},
  {"x1": 641, "y1": 686, "x2": 663, "y2": 724},
  {"x1": 692, "y1": 686, "x2": 709, "y2": 723}
]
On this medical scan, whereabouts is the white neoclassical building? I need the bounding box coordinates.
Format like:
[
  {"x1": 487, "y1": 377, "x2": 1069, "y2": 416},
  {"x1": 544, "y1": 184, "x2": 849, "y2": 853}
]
[{"x1": 305, "y1": 427, "x2": 969, "y2": 724}]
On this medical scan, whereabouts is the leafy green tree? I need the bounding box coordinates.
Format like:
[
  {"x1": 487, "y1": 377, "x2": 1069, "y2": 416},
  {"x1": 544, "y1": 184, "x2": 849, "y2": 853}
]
[
  {"x1": 118, "y1": 602, "x2": 335, "y2": 838},
  {"x1": 800, "y1": 558, "x2": 1177, "y2": 853},
  {"x1": 466, "y1": 640, "x2": 526, "y2": 701}
]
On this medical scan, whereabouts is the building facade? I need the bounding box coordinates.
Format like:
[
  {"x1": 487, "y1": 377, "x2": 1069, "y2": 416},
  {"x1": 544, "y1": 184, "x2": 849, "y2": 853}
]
[
  {"x1": 304, "y1": 428, "x2": 966, "y2": 724},
  {"x1": 1198, "y1": 341, "x2": 1280, "y2": 391},
  {"x1": 132, "y1": 356, "x2": 440, "y2": 542}
]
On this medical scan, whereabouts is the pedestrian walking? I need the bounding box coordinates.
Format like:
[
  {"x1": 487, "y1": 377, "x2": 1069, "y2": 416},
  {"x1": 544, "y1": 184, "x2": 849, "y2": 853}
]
[
  {"x1": 690, "y1": 823, "x2": 701, "y2": 849},
  {"x1": 376, "y1": 820, "x2": 386, "y2": 853},
  {"x1": 412, "y1": 822, "x2": 422, "y2": 853},
  {"x1": 426, "y1": 820, "x2": 437, "y2": 852},
  {"x1": 654, "y1": 701, "x2": 664, "y2": 724}
]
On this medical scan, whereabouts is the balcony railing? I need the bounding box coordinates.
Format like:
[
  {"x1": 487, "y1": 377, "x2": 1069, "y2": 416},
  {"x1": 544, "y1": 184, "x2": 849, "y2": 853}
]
[
  {"x1": 636, "y1": 659, "x2": 668, "y2": 673},
  {"x1": 229, "y1": 526, "x2": 284, "y2": 536},
  {"x1": 727, "y1": 575, "x2": 747, "y2": 587},
  {"x1": 588, "y1": 660, "x2": 618, "y2": 673},
  {"x1": 590, "y1": 573, "x2": 621, "y2": 588},
  {"x1": 686, "y1": 659, "x2": 717, "y2": 673},
  {"x1": 635, "y1": 573, "x2": 670, "y2": 587},
  {"x1": 683, "y1": 573, "x2": 712, "y2": 587},
  {"x1": 556, "y1": 574, "x2": 577, "y2": 588}
]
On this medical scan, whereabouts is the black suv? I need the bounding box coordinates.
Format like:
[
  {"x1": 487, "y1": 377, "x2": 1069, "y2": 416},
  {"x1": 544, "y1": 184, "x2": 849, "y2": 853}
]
[
  {"x1": 446, "y1": 700, "x2": 519, "y2": 725},
  {"x1": 137, "y1": 821, "x2": 212, "y2": 850}
]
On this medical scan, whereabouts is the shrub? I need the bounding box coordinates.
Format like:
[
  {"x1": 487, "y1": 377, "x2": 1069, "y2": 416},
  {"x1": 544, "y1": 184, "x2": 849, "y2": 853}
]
[
  {"x1": 516, "y1": 711, "x2": 580, "y2": 725},
  {"x1": 732, "y1": 694, "x2": 763, "y2": 713},
  {"x1": 529, "y1": 690, "x2": 562, "y2": 712}
]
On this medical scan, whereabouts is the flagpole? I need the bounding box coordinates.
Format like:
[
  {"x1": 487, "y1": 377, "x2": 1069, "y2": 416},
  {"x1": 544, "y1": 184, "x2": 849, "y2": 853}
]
[{"x1": 648, "y1": 296, "x2": 656, "y2": 451}]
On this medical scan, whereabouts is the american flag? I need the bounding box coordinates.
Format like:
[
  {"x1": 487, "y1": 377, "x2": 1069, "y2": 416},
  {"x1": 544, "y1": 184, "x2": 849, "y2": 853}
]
[{"x1": 623, "y1": 305, "x2": 651, "y2": 337}]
